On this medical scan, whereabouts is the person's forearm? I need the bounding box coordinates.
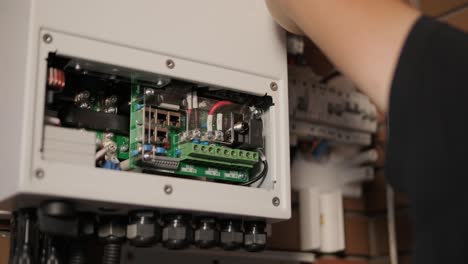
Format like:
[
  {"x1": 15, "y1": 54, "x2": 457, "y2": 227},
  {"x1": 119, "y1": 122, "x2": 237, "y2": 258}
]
[{"x1": 269, "y1": 0, "x2": 420, "y2": 111}]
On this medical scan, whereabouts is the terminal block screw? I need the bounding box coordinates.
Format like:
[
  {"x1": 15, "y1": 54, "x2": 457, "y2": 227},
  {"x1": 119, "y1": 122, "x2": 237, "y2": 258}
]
[
  {"x1": 166, "y1": 59, "x2": 175, "y2": 69},
  {"x1": 35, "y1": 169, "x2": 45, "y2": 179},
  {"x1": 43, "y1": 33, "x2": 53, "y2": 44},
  {"x1": 272, "y1": 197, "x2": 280, "y2": 207},
  {"x1": 252, "y1": 108, "x2": 264, "y2": 119},
  {"x1": 270, "y1": 82, "x2": 278, "y2": 91},
  {"x1": 120, "y1": 145, "x2": 129, "y2": 152}
]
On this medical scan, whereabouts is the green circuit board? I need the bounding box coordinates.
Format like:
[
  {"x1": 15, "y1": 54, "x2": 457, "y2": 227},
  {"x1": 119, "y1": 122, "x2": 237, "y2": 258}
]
[
  {"x1": 43, "y1": 53, "x2": 269, "y2": 184},
  {"x1": 128, "y1": 82, "x2": 252, "y2": 183},
  {"x1": 177, "y1": 162, "x2": 249, "y2": 182}
]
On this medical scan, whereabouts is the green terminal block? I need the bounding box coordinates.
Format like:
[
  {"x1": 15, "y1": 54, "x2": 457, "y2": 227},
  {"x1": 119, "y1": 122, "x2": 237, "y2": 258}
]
[{"x1": 178, "y1": 143, "x2": 259, "y2": 169}]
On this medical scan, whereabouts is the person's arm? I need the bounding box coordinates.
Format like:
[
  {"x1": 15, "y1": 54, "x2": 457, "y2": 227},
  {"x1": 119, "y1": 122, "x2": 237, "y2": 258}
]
[{"x1": 265, "y1": 0, "x2": 420, "y2": 111}]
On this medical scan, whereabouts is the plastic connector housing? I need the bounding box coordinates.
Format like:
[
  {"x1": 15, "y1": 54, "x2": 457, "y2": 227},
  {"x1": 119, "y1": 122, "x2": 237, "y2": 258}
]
[{"x1": 179, "y1": 143, "x2": 259, "y2": 169}]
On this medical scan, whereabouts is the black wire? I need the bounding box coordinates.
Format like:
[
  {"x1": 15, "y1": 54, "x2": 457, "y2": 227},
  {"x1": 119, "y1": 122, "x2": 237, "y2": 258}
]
[
  {"x1": 255, "y1": 160, "x2": 269, "y2": 188},
  {"x1": 240, "y1": 159, "x2": 268, "y2": 186}
]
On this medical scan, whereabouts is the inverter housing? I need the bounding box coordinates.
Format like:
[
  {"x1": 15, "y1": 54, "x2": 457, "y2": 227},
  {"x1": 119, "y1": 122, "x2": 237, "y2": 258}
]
[{"x1": 0, "y1": 0, "x2": 290, "y2": 222}]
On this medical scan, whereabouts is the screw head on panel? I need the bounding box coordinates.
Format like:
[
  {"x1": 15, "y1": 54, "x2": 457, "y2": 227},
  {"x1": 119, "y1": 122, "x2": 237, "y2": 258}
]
[
  {"x1": 272, "y1": 197, "x2": 280, "y2": 207},
  {"x1": 270, "y1": 82, "x2": 278, "y2": 91},
  {"x1": 164, "y1": 185, "x2": 173, "y2": 195},
  {"x1": 43, "y1": 34, "x2": 53, "y2": 44},
  {"x1": 166, "y1": 59, "x2": 175, "y2": 69},
  {"x1": 35, "y1": 169, "x2": 45, "y2": 179}
]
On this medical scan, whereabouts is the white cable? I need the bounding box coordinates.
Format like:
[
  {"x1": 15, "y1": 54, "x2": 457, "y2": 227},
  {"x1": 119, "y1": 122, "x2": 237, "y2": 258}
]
[
  {"x1": 192, "y1": 91, "x2": 198, "y2": 108},
  {"x1": 339, "y1": 166, "x2": 374, "y2": 185},
  {"x1": 207, "y1": 115, "x2": 213, "y2": 132},
  {"x1": 186, "y1": 92, "x2": 192, "y2": 110},
  {"x1": 345, "y1": 149, "x2": 378, "y2": 166},
  {"x1": 217, "y1": 113, "x2": 223, "y2": 131}
]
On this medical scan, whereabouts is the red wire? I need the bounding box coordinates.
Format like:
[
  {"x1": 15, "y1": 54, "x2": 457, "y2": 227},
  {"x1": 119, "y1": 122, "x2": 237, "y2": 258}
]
[{"x1": 208, "y1": 100, "x2": 233, "y2": 115}]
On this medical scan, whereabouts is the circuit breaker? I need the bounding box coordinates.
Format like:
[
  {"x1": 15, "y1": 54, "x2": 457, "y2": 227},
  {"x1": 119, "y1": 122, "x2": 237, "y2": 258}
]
[
  {"x1": 288, "y1": 65, "x2": 378, "y2": 253},
  {"x1": 0, "y1": 0, "x2": 290, "y2": 258}
]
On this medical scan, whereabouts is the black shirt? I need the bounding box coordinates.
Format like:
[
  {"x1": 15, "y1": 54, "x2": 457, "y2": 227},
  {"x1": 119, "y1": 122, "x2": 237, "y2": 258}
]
[{"x1": 387, "y1": 17, "x2": 468, "y2": 263}]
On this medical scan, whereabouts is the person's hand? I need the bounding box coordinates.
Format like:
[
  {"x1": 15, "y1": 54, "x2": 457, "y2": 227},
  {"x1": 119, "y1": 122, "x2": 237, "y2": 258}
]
[
  {"x1": 265, "y1": 0, "x2": 304, "y2": 35},
  {"x1": 266, "y1": 0, "x2": 420, "y2": 111}
]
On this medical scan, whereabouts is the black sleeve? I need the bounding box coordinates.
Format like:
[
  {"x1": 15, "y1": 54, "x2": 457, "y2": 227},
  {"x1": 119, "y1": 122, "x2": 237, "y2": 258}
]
[{"x1": 385, "y1": 17, "x2": 468, "y2": 264}]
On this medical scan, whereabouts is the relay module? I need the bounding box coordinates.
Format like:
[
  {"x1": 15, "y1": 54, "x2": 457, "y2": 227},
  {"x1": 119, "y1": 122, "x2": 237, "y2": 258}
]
[{"x1": 45, "y1": 54, "x2": 272, "y2": 186}]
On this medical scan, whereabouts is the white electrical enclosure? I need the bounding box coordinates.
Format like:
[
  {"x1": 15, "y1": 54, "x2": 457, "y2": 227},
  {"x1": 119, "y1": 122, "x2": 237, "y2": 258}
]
[{"x1": 0, "y1": 0, "x2": 290, "y2": 222}]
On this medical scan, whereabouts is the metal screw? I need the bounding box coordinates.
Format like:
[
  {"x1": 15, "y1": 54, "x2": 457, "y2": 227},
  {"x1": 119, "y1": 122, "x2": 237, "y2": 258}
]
[
  {"x1": 270, "y1": 82, "x2": 278, "y2": 91},
  {"x1": 105, "y1": 132, "x2": 114, "y2": 140},
  {"x1": 145, "y1": 88, "x2": 155, "y2": 97},
  {"x1": 164, "y1": 185, "x2": 173, "y2": 195},
  {"x1": 43, "y1": 34, "x2": 53, "y2": 44},
  {"x1": 272, "y1": 197, "x2": 280, "y2": 207},
  {"x1": 107, "y1": 142, "x2": 118, "y2": 153},
  {"x1": 120, "y1": 145, "x2": 129, "y2": 152},
  {"x1": 166, "y1": 59, "x2": 175, "y2": 69},
  {"x1": 252, "y1": 108, "x2": 263, "y2": 119},
  {"x1": 35, "y1": 169, "x2": 45, "y2": 179}
]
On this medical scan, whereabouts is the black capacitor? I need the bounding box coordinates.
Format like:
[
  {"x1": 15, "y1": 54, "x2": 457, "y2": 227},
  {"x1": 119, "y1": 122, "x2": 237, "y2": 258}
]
[
  {"x1": 161, "y1": 214, "x2": 193, "y2": 250},
  {"x1": 219, "y1": 219, "x2": 243, "y2": 251},
  {"x1": 231, "y1": 113, "x2": 263, "y2": 150},
  {"x1": 194, "y1": 217, "x2": 219, "y2": 249},
  {"x1": 243, "y1": 221, "x2": 267, "y2": 252}
]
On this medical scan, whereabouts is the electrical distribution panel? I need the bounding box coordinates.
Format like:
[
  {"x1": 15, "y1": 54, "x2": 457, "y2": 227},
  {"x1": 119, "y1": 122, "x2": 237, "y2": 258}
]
[
  {"x1": 289, "y1": 66, "x2": 378, "y2": 146},
  {"x1": 0, "y1": 0, "x2": 290, "y2": 258},
  {"x1": 288, "y1": 64, "x2": 378, "y2": 253}
]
